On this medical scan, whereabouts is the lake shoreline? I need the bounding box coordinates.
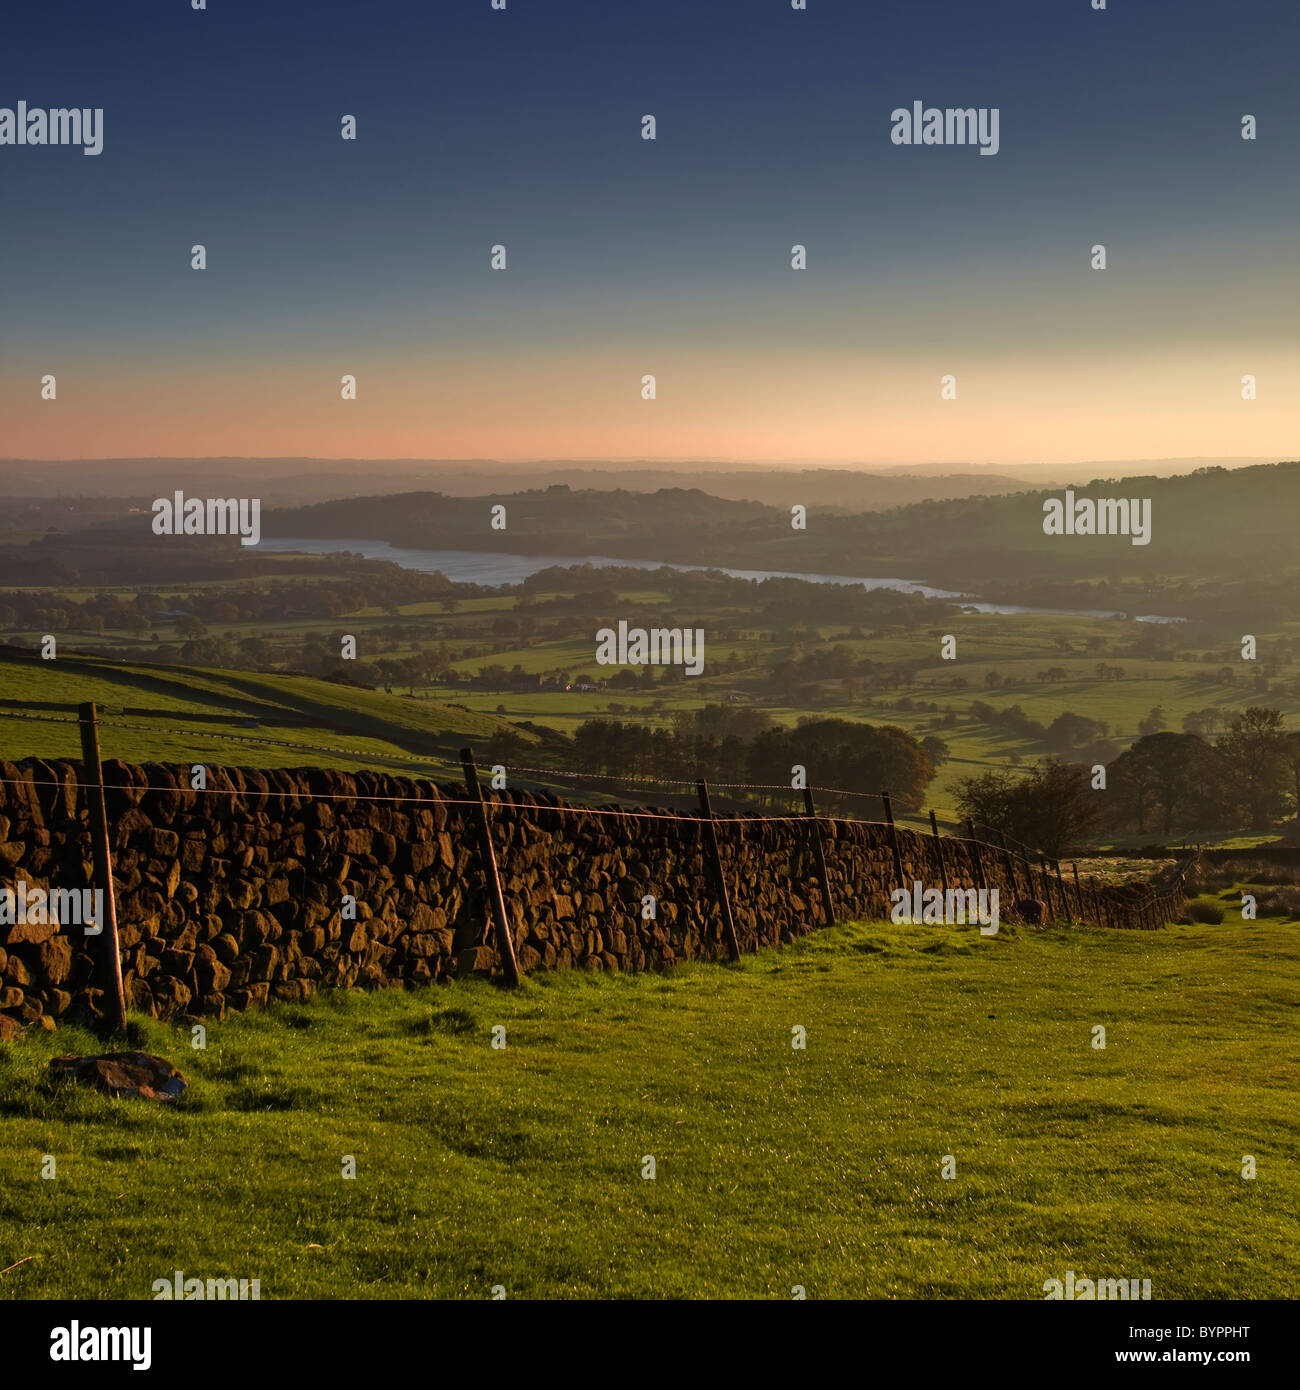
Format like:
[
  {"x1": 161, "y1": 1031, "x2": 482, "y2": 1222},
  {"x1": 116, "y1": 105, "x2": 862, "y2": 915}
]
[{"x1": 253, "y1": 536, "x2": 1184, "y2": 624}]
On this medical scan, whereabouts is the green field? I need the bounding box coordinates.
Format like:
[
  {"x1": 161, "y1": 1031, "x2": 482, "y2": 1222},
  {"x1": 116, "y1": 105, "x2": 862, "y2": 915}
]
[
  {"x1": 0, "y1": 651, "x2": 527, "y2": 776},
  {"x1": 2, "y1": 906, "x2": 1295, "y2": 1300},
  {"x1": 4, "y1": 561, "x2": 1299, "y2": 848}
]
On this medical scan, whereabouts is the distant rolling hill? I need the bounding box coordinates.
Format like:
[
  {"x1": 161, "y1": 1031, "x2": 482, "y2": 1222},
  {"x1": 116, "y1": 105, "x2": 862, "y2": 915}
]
[{"x1": 260, "y1": 461, "x2": 1300, "y2": 590}]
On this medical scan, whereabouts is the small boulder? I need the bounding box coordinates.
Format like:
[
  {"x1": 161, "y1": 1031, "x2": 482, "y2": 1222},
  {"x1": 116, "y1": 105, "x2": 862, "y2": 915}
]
[{"x1": 49, "y1": 1050, "x2": 187, "y2": 1100}]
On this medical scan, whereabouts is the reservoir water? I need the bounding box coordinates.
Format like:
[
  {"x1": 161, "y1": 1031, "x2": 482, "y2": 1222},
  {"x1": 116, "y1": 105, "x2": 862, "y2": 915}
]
[{"x1": 253, "y1": 537, "x2": 1183, "y2": 623}]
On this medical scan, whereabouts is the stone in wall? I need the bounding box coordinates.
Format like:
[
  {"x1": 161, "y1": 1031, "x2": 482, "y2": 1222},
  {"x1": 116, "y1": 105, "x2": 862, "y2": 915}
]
[{"x1": 0, "y1": 758, "x2": 1164, "y2": 1034}]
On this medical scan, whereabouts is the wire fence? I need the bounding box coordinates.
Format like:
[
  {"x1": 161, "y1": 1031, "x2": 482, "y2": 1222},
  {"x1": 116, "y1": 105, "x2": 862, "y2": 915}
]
[{"x1": 0, "y1": 704, "x2": 1196, "y2": 929}]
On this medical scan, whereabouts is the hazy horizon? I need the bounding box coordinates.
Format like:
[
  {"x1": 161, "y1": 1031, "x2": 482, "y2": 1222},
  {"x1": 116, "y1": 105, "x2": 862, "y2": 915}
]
[{"x1": 0, "y1": 454, "x2": 1287, "y2": 472}]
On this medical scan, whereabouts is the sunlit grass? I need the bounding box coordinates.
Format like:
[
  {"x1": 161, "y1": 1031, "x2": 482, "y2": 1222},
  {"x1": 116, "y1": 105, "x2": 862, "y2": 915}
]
[{"x1": 2, "y1": 914, "x2": 1295, "y2": 1300}]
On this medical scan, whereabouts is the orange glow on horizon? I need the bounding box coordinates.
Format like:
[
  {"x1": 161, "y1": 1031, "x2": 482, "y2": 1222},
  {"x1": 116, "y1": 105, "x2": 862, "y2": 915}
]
[{"x1": 3, "y1": 345, "x2": 1295, "y2": 466}]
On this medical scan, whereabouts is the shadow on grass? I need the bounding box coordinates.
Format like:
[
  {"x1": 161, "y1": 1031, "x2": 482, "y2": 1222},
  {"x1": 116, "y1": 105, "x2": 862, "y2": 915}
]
[
  {"x1": 226, "y1": 1079, "x2": 314, "y2": 1112},
  {"x1": 403, "y1": 1006, "x2": 478, "y2": 1038}
]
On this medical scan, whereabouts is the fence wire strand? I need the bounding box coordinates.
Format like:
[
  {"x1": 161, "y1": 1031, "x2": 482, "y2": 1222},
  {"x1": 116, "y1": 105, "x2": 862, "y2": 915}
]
[{"x1": 0, "y1": 708, "x2": 1195, "y2": 926}]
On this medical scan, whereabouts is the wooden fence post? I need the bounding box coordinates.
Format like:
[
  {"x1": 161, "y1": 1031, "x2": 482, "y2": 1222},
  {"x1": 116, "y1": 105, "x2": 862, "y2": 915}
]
[
  {"x1": 1000, "y1": 841, "x2": 1019, "y2": 902},
  {"x1": 1055, "y1": 861, "x2": 1073, "y2": 924},
  {"x1": 1014, "y1": 840, "x2": 1031, "y2": 903},
  {"x1": 928, "y1": 810, "x2": 949, "y2": 897},
  {"x1": 1039, "y1": 854, "x2": 1054, "y2": 918},
  {"x1": 803, "y1": 787, "x2": 836, "y2": 928},
  {"x1": 969, "y1": 837, "x2": 989, "y2": 898},
  {"x1": 882, "y1": 792, "x2": 906, "y2": 891},
  {"x1": 697, "y1": 780, "x2": 742, "y2": 961},
  {"x1": 1072, "y1": 862, "x2": 1082, "y2": 920},
  {"x1": 78, "y1": 702, "x2": 127, "y2": 1035},
  {"x1": 460, "y1": 748, "x2": 520, "y2": 986}
]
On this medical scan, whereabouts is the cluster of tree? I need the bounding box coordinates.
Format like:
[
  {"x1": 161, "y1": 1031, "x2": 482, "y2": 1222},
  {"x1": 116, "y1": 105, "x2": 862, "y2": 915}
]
[
  {"x1": 1181, "y1": 707, "x2": 1226, "y2": 737},
  {"x1": 517, "y1": 563, "x2": 950, "y2": 632},
  {"x1": 0, "y1": 567, "x2": 473, "y2": 637},
  {"x1": 315, "y1": 645, "x2": 460, "y2": 689},
  {"x1": 956, "y1": 708, "x2": 1300, "y2": 852},
  {"x1": 954, "y1": 761, "x2": 1101, "y2": 858},
  {"x1": 969, "y1": 700, "x2": 1119, "y2": 764},
  {"x1": 268, "y1": 486, "x2": 779, "y2": 566},
  {"x1": 969, "y1": 701, "x2": 1048, "y2": 740},
  {"x1": 768, "y1": 648, "x2": 913, "y2": 700},
  {"x1": 0, "y1": 592, "x2": 153, "y2": 635},
  {"x1": 980, "y1": 573, "x2": 1299, "y2": 634},
  {"x1": 1044, "y1": 712, "x2": 1119, "y2": 762},
  {"x1": 571, "y1": 707, "x2": 935, "y2": 812},
  {"x1": 1107, "y1": 708, "x2": 1300, "y2": 834}
]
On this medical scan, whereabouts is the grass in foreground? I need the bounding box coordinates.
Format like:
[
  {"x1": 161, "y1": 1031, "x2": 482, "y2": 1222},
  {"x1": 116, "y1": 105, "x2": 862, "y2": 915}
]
[{"x1": 1, "y1": 915, "x2": 1296, "y2": 1300}]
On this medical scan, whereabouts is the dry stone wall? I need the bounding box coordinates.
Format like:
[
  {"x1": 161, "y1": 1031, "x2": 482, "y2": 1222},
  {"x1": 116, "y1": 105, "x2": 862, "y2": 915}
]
[{"x1": 0, "y1": 758, "x2": 1048, "y2": 1032}]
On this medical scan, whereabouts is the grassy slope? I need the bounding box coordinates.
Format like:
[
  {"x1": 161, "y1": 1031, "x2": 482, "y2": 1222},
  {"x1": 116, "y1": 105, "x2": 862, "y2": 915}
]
[
  {"x1": 0, "y1": 652, "x2": 531, "y2": 772},
  {"x1": 1, "y1": 913, "x2": 1295, "y2": 1300}
]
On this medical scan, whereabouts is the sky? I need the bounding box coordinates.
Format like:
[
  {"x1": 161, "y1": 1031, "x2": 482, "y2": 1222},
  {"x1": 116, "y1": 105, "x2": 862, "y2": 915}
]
[{"x1": 1, "y1": 0, "x2": 1297, "y2": 466}]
